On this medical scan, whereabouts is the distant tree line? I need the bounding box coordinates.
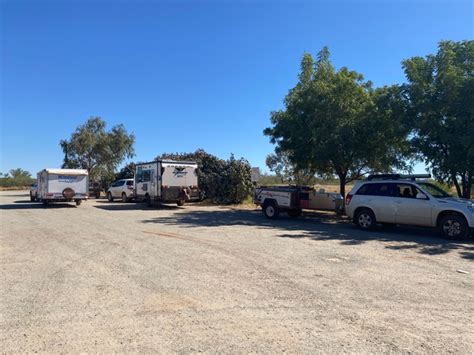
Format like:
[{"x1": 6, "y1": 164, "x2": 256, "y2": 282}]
[
  {"x1": 0, "y1": 169, "x2": 35, "y2": 187},
  {"x1": 265, "y1": 41, "x2": 473, "y2": 199}
]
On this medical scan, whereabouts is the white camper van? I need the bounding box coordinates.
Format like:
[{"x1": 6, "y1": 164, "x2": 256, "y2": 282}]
[
  {"x1": 135, "y1": 160, "x2": 199, "y2": 206},
  {"x1": 36, "y1": 169, "x2": 89, "y2": 206}
]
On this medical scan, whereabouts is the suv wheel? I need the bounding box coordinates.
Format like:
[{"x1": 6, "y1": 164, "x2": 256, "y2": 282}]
[
  {"x1": 263, "y1": 201, "x2": 279, "y2": 219},
  {"x1": 121, "y1": 192, "x2": 127, "y2": 203},
  {"x1": 107, "y1": 192, "x2": 114, "y2": 202},
  {"x1": 440, "y1": 214, "x2": 469, "y2": 239},
  {"x1": 355, "y1": 208, "x2": 376, "y2": 230}
]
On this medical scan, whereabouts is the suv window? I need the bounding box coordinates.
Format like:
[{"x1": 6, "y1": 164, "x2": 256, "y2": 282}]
[
  {"x1": 126, "y1": 180, "x2": 134, "y2": 186},
  {"x1": 356, "y1": 183, "x2": 395, "y2": 197},
  {"x1": 395, "y1": 183, "x2": 423, "y2": 198},
  {"x1": 112, "y1": 180, "x2": 124, "y2": 187}
]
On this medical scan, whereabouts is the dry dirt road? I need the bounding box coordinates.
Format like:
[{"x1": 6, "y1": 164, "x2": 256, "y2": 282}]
[{"x1": 1, "y1": 191, "x2": 473, "y2": 353}]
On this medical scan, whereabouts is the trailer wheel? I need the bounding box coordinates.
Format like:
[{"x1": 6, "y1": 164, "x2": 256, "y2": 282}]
[
  {"x1": 263, "y1": 201, "x2": 280, "y2": 219},
  {"x1": 288, "y1": 209, "x2": 302, "y2": 218},
  {"x1": 177, "y1": 200, "x2": 185, "y2": 207},
  {"x1": 75, "y1": 199, "x2": 82, "y2": 206}
]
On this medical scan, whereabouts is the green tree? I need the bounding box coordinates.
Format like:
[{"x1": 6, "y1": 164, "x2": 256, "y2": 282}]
[
  {"x1": 265, "y1": 151, "x2": 316, "y2": 185},
  {"x1": 402, "y1": 40, "x2": 474, "y2": 198},
  {"x1": 0, "y1": 168, "x2": 35, "y2": 187},
  {"x1": 60, "y1": 117, "x2": 135, "y2": 182},
  {"x1": 264, "y1": 48, "x2": 410, "y2": 198}
]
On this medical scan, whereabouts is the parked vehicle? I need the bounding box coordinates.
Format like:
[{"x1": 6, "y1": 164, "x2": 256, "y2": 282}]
[
  {"x1": 36, "y1": 169, "x2": 89, "y2": 206},
  {"x1": 30, "y1": 184, "x2": 38, "y2": 201},
  {"x1": 107, "y1": 179, "x2": 134, "y2": 202},
  {"x1": 254, "y1": 185, "x2": 344, "y2": 219},
  {"x1": 134, "y1": 160, "x2": 199, "y2": 206},
  {"x1": 89, "y1": 181, "x2": 103, "y2": 199},
  {"x1": 345, "y1": 174, "x2": 474, "y2": 239}
]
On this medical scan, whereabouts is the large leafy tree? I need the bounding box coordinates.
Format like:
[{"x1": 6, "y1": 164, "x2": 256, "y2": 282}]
[
  {"x1": 402, "y1": 40, "x2": 474, "y2": 198},
  {"x1": 264, "y1": 48, "x2": 410, "y2": 198},
  {"x1": 60, "y1": 117, "x2": 135, "y2": 182},
  {"x1": 265, "y1": 151, "x2": 316, "y2": 185}
]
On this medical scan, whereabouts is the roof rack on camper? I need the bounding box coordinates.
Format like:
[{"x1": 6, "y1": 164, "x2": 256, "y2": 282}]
[{"x1": 366, "y1": 174, "x2": 431, "y2": 181}]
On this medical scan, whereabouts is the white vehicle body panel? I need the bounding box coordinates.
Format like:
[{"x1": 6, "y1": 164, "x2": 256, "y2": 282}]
[
  {"x1": 135, "y1": 160, "x2": 198, "y2": 202},
  {"x1": 37, "y1": 169, "x2": 88, "y2": 201}
]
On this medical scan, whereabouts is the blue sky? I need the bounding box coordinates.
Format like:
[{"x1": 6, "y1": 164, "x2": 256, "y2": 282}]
[{"x1": 1, "y1": 0, "x2": 473, "y2": 176}]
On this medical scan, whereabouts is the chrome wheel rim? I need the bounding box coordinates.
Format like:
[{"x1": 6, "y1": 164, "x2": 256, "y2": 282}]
[
  {"x1": 443, "y1": 220, "x2": 461, "y2": 237},
  {"x1": 358, "y1": 213, "x2": 372, "y2": 228}
]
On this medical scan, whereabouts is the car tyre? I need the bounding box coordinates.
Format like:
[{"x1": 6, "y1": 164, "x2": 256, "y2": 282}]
[
  {"x1": 177, "y1": 200, "x2": 185, "y2": 207},
  {"x1": 30, "y1": 195, "x2": 36, "y2": 202},
  {"x1": 107, "y1": 192, "x2": 114, "y2": 202},
  {"x1": 121, "y1": 192, "x2": 127, "y2": 203},
  {"x1": 439, "y1": 214, "x2": 469, "y2": 239},
  {"x1": 355, "y1": 208, "x2": 376, "y2": 230},
  {"x1": 75, "y1": 199, "x2": 82, "y2": 206},
  {"x1": 263, "y1": 201, "x2": 280, "y2": 219}
]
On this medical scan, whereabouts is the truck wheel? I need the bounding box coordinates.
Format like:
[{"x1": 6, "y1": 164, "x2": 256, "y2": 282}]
[
  {"x1": 288, "y1": 209, "x2": 302, "y2": 218},
  {"x1": 107, "y1": 192, "x2": 114, "y2": 202},
  {"x1": 177, "y1": 200, "x2": 184, "y2": 207},
  {"x1": 355, "y1": 208, "x2": 376, "y2": 230},
  {"x1": 75, "y1": 199, "x2": 82, "y2": 206},
  {"x1": 121, "y1": 192, "x2": 127, "y2": 203},
  {"x1": 263, "y1": 202, "x2": 279, "y2": 219},
  {"x1": 440, "y1": 214, "x2": 469, "y2": 239}
]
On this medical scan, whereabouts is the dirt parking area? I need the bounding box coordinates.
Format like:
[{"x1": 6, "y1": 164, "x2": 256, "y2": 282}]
[{"x1": 1, "y1": 191, "x2": 473, "y2": 352}]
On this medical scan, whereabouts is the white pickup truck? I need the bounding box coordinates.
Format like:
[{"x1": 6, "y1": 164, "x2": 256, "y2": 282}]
[{"x1": 254, "y1": 185, "x2": 344, "y2": 219}]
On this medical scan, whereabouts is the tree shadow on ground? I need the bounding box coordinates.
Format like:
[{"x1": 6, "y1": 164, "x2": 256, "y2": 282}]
[
  {"x1": 0, "y1": 200, "x2": 77, "y2": 209},
  {"x1": 142, "y1": 208, "x2": 474, "y2": 261},
  {"x1": 94, "y1": 200, "x2": 180, "y2": 211}
]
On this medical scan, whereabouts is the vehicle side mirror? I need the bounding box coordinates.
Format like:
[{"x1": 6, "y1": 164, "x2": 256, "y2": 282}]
[{"x1": 416, "y1": 192, "x2": 428, "y2": 200}]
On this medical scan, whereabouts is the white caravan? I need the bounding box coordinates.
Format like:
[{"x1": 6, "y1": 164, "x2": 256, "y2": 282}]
[
  {"x1": 135, "y1": 160, "x2": 199, "y2": 206},
  {"x1": 36, "y1": 169, "x2": 89, "y2": 206}
]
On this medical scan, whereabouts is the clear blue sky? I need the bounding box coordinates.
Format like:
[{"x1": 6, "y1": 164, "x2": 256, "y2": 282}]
[{"x1": 1, "y1": 0, "x2": 473, "y2": 176}]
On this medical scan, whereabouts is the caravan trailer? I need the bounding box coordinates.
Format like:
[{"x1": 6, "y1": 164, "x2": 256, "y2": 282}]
[
  {"x1": 135, "y1": 160, "x2": 199, "y2": 206},
  {"x1": 36, "y1": 169, "x2": 89, "y2": 206}
]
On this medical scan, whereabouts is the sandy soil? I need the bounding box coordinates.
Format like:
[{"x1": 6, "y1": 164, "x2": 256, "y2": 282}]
[{"x1": 1, "y1": 191, "x2": 473, "y2": 352}]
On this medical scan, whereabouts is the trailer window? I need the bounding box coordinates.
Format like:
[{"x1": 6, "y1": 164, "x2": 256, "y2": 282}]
[{"x1": 143, "y1": 170, "x2": 151, "y2": 182}]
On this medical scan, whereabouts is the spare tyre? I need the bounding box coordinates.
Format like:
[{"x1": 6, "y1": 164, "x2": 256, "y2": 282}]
[{"x1": 63, "y1": 187, "x2": 75, "y2": 199}]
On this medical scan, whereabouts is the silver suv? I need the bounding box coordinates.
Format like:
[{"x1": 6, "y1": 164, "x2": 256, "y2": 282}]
[{"x1": 346, "y1": 174, "x2": 474, "y2": 239}]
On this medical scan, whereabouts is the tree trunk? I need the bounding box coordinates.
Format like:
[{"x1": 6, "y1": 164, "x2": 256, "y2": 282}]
[
  {"x1": 451, "y1": 172, "x2": 462, "y2": 198},
  {"x1": 336, "y1": 170, "x2": 347, "y2": 210},
  {"x1": 462, "y1": 171, "x2": 472, "y2": 199}
]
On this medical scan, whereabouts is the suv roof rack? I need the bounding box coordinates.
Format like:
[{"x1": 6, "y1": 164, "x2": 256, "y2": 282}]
[{"x1": 367, "y1": 173, "x2": 431, "y2": 181}]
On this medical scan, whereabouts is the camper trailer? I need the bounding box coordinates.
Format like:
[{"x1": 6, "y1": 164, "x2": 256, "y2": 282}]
[
  {"x1": 135, "y1": 160, "x2": 199, "y2": 206},
  {"x1": 36, "y1": 169, "x2": 89, "y2": 206}
]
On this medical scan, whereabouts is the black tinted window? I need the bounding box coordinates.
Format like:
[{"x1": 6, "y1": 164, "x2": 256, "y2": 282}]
[
  {"x1": 143, "y1": 170, "x2": 151, "y2": 182},
  {"x1": 356, "y1": 183, "x2": 394, "y2": 197},
  {"x1": 126, "y1": 180, "x2": 134, "y2": 186}
]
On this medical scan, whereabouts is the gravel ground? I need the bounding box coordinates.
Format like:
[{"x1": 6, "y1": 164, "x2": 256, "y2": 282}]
[{"x1": 1, "y1": 191, "x2": 473, "y2": 353}]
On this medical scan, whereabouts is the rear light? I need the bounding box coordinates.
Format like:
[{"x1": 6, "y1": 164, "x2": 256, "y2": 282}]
[{"x1": 346, "y1": 194, "x2": 353, "y2": 205}]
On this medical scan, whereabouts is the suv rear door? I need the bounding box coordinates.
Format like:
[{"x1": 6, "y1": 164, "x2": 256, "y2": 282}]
[
  {"x1": 394, "y1": 183, "x2": 432, "y2": 226},
  {"x1": 355, "y1": 183, "x2": 397, "y2": 223}
]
